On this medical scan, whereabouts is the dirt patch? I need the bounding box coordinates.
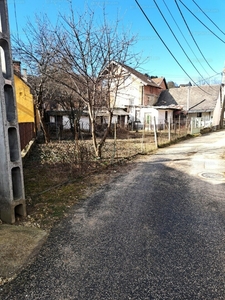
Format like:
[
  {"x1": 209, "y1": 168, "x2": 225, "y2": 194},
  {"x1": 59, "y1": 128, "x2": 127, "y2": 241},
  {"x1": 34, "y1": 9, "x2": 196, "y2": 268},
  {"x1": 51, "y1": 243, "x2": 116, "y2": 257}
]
[
  {"x1": 13, "y1": 131, "x2": 190, "y2": 230},
  {"x1": 0, "y1": 225, "x2": 47, "y2": 284},
  {"x1": 16, "y1": 142, "x2": 139, "y2": 230}
]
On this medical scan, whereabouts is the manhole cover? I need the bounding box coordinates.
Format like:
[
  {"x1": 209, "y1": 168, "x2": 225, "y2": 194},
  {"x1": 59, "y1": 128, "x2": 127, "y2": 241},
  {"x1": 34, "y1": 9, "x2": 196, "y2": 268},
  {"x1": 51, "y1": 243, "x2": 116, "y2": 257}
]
[{"x1": 200, "y1": 172, "x2": 224, "y2": 179}]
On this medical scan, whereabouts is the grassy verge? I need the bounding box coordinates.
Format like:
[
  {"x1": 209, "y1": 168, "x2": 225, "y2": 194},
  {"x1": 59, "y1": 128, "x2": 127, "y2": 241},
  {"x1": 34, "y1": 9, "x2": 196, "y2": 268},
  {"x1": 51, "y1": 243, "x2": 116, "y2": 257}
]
[{"x1": 14, "y1": 130, "x2": 194, "y2": 230}]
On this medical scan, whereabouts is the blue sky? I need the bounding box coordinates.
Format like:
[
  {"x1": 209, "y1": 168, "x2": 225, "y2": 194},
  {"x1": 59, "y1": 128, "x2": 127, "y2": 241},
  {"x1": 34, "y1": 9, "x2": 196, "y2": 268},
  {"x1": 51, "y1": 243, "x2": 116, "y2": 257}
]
[{"x1": 7, "y1": 0, "x2": 225, "y2": 85}]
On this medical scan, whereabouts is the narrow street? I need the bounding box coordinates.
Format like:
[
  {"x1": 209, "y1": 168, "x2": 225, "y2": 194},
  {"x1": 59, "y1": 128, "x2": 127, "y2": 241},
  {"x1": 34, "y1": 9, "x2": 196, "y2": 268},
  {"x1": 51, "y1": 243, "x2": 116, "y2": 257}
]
[{"x1": 1, "y1": 131, "x2": 225, "y2": 300}]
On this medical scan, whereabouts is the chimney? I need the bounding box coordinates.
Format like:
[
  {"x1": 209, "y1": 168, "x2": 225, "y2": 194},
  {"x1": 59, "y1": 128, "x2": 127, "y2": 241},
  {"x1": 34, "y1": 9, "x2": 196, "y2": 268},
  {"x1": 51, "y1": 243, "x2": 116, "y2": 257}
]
[
  {"x1": 22, "y1": 68, "x2": 27, "y2": 82},
  {"x1": 13, "y1": 60, "x2": 21, "y2": 76}
]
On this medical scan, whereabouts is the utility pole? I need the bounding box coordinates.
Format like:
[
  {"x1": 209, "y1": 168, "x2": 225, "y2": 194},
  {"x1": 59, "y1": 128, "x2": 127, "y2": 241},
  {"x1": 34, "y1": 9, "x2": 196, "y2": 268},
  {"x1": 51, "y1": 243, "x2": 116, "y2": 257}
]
[{"x1": 0, "y1": 0, "x2": 26, "y2": 223}]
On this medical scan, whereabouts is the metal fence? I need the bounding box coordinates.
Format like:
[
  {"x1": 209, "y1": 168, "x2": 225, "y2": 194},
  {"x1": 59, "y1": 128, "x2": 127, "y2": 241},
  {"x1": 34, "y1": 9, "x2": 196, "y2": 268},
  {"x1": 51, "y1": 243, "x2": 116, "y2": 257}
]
[
  {"x1": 40, "y1": 117, "x2": 218, "y2": 164},
  {"x1": 38, "y1": 120, "x2": 192, "y2": 164},
  {"x1": 25, "y1": 115, "x2": 220, "y2": 183}
]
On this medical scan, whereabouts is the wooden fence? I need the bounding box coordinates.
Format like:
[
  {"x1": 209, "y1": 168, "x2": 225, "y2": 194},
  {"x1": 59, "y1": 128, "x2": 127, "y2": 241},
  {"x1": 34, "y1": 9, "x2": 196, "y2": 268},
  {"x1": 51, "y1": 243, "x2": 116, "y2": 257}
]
[{"x1": 19, "y1": 122, "x2": 35, "y2": 151}]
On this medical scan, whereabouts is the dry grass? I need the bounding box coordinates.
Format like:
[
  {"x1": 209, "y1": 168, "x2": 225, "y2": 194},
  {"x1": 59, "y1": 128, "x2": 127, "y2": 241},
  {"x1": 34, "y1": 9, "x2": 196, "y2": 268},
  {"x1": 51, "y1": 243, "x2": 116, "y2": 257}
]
[{"x1": 16, "y1": 129, "x2": 190, "y2": 230}]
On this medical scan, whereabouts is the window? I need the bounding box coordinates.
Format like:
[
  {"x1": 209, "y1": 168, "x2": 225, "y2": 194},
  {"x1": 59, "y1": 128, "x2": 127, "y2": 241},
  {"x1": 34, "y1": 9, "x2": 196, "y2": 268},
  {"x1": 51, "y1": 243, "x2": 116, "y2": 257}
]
[
  {"x1": 50, "y1": 116, "x2": 55, "y2": 123},
  {"x1": 165, "y1": 111, "x2": 168, "y2": 121},
  {"x1": 145, "y1": 114, "x2": 152, "y2": 124}
]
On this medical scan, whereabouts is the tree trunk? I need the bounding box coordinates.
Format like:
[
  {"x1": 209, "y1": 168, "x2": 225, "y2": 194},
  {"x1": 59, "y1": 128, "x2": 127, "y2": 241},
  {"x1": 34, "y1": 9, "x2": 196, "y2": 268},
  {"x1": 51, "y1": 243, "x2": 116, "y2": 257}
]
[
  {"x1": 37, "y1": 109, "x2": 50, "y2": 143},
  {"x1": 36, "y1": 86, "x2": 50, "y2": 143},
  {"x1": 88, "y1": 105, "x2": 99, "y2": 158},
  {"x1": 94, "y1": 110, "x2": 113, "y2": 159}
]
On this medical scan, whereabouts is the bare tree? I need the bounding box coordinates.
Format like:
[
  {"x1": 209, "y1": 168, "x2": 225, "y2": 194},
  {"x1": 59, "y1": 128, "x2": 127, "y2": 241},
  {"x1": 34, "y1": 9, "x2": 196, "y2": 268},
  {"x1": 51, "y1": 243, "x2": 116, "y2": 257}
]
[
  {"x1": 50, "y1": 5, "x2": 139, "y2": 158},
  {"x1": 12, "y1": 15, "x2": 59, "y2": 143},
  {"x1": 12, "y1": 5, "x2": 140, "y2": 157},
  {"x1": 43, "y1": 75, "x2": 85, "y2": 140}
]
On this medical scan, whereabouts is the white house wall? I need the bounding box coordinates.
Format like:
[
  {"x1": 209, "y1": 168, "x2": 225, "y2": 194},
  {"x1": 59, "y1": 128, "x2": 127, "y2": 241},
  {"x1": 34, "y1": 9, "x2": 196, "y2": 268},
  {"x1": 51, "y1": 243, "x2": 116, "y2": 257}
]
[
  {"x1": 189, "y1": 112, "x2": 211, "y2": 120},
  {"x1": 61, "y1": 115, "x2": 128, "y2": 132},
  {"x1": 139, "y1": 107, "x2": 158, "y2": 126},
  {"x1": 139, "y1": 108, "x2": 174, "y2": 126},
  {"x1": 80, "y1": 116, "x2": 90, "y2": 131},
  {"x1": 61, "y1": 109, "x2": 174, "y2": 131},
  {"x1": 62, "y1": 116, "x2": 71, "y2": 129},
  {"x1": 222, "y1": 85, "x2": 225, "y2": 120},
  {"x1": 212, "y1": 94, "x2": 222, "y2": 126},
  {"x1": 157, "y1": 110, "x2": 173, "y2": 124},
  {"x1": 114, "y1": 76, "x2": 142, "y2": 108},
  {"x1": 187, "y1": 111, "x2": 214, "y2": 128}
]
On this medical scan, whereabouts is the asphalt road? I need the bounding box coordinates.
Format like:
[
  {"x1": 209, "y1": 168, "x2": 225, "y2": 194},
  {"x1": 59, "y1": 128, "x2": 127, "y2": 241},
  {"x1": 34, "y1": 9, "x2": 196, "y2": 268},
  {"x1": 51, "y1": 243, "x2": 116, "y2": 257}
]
[{"x1": 1, "y1": 131, "x2": 225, "y2": 300}]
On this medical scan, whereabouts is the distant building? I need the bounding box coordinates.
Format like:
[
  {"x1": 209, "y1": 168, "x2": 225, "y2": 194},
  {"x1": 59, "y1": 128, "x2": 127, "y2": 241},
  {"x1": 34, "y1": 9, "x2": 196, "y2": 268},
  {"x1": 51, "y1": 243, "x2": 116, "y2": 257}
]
[
  {"x1": 13, "y1": 61, "x2": 36, "y2": 151},
  {"x1": 156, "y1": 84, "x2": 224, "y2": 129},
  {"x1": 103, "y1": 61, "x2": 169, "y2": 129}
]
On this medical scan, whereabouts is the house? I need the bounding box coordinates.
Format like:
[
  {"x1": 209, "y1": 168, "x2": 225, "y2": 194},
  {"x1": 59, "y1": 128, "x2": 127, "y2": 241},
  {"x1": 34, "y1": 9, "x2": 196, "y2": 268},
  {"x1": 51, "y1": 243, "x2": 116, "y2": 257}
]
[
  {"x1": 106, "y1": 61, "x2": 168, "y2": 129},
  {"x1": 13, "y1": 61, "x2": 36, "y2": 151},
  {"x1": 95, "y1": 108, "x2": 130, "y2": 128},
  {"x1": 155, "y1": 84, "x2": 224, "y2": 129},
  {"x1": 151, "y1": 76, "x2": 168, "y2": 90},
  {"x1": 46, "y1": 108, "x2": 90, "y2": 138},
  {"x1": 44, "y1": 62, "x2": 170, "y2": 133}
]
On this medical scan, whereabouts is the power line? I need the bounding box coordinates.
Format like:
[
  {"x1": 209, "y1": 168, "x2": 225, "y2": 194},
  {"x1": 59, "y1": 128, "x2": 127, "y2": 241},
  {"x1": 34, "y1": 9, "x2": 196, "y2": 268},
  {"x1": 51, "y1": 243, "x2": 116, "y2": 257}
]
[
  {"x1": 134, "y1": 0, "x2": 211, "y2": 94},
  {"x1": 13, "y1": 0, "x2": 19, "y2": 38},
  {"x1": 153, "y1": 0, "x2": 213, "y2": 88},
  {"x1": 162, "y1": 0, "x2": 210, "y2": 77},
  {"x1": 178, "y1": 0, "x2": 225, "y2": 44},
  {"x1": 175, "y1": 0, "x2": 218, "y2": 74},
  {"x1": 191, "y1": 0, "x2": 225, "y2": 37}
]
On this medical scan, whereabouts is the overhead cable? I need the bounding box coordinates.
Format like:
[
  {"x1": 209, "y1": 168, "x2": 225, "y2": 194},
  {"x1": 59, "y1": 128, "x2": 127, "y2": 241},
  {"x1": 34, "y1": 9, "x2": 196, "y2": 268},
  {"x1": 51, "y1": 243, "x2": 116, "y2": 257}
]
[
  {"x1": 175, "y1": 0, "x2": 218, "y2": 74},
  {"x1": 178, "y1": 0, "x2": 225, "y2": 44},
  {"x1": 14, "y1": 0, "x2": 19, "y2": 38},
  {"x1": 134, "y1": 0, "x2": 211, "y2": 94},
  {"x1": 153, "y1": 0, "x2": 213, "y2": 88},
  {"x1": 191, "y1": 0, "x2": 225, "y2": 37},
  {"x1": 162, "y1": 0, "x2": 210, "y2": 76}
]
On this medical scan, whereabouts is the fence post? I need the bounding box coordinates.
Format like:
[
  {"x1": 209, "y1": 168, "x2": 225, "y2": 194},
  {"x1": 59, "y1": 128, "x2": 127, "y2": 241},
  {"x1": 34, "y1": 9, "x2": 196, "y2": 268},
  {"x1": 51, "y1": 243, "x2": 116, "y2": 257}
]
[
  {"x1": 153, "y1": 116, "x2": 158, "y2": 149},
  {"x1": 174, "y1": 118, "x2": 176, "y2": 136},
  {"x1": 179, "y1": 114, "x2": 181, "y2": 135},
  {"x1": 141, "y1": 126, "x2": 145, "y2": 153},
  {"x1": 113, "y1": 122, "x2": 117, "y2": 159},
  {"x1": 186, "y1": 116, "x2": 188, "y2": 135},
  {"x1": 168, "y1": 118, "x2": 171, "y2": 142}
]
